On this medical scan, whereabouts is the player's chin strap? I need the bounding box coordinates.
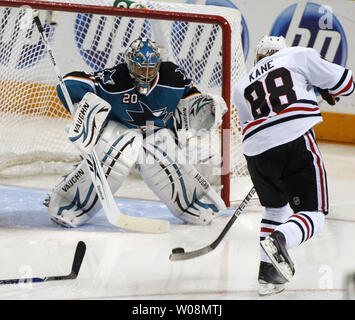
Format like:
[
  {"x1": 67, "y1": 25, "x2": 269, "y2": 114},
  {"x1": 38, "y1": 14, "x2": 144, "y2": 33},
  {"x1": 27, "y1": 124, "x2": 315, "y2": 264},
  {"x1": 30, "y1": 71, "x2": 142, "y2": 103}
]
[{"x1": 33, "y1": 11, "x2": 169, "y2": 233}]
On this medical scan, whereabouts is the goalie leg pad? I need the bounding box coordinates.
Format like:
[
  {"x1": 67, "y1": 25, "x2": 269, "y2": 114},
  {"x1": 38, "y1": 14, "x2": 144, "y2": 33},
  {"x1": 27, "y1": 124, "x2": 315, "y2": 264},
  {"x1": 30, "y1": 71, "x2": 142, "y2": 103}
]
[
  {"x1": 137, "y1": 129, "x2": 226, "y2": 225},
  {"x1": 95, "y1": 122, "x2": 143, "y2": 187},
  {"x1": 45, "y1": 160, "x2": 102, "y2": 227},
  {"x1": 46, "y1": 121, "x2": 143, "y2": 227}
]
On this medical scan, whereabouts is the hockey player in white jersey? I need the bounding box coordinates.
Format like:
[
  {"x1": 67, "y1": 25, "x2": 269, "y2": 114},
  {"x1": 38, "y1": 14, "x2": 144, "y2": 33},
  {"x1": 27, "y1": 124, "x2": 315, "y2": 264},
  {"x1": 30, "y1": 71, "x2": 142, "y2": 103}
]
[
  {"x1": 232, "y1": 35, "x2": 354, "y2": 296},
  {"x1": 44, "y1": 37, "x2": 227, "y2": 228}
]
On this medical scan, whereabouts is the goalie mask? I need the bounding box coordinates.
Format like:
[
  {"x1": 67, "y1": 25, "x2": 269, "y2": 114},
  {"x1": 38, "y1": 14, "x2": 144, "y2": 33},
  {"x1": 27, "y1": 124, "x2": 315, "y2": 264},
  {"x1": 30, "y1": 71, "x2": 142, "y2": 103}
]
[
  {"x1": 125, "y1": 37, "x2": 161, "y2": 95},
  {"x1": 255, "y1": 35, "x2": 287, "y2": 64}
]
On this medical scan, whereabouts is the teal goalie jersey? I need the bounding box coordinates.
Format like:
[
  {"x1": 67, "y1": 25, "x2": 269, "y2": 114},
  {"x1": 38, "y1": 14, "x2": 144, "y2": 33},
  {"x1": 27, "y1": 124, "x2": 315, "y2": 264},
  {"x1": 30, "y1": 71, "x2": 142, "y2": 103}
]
[{"x1": 57, "y1": 61, "x2": 200, "y2": 132}]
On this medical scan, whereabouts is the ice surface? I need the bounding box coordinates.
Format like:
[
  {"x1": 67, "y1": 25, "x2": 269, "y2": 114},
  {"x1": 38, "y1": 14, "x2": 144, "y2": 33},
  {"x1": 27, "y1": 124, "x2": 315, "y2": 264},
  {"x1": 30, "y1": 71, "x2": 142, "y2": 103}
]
[{"x1": 0, "y1": 142, "x2": 354, "y2": 300}]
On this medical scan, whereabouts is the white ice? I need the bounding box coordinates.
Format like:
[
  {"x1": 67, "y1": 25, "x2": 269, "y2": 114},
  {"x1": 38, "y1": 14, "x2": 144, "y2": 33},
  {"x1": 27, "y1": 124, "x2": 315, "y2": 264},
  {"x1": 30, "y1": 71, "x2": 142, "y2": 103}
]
[{"x1": 0, "y1": 142, "x2": 354, "y2": 300}]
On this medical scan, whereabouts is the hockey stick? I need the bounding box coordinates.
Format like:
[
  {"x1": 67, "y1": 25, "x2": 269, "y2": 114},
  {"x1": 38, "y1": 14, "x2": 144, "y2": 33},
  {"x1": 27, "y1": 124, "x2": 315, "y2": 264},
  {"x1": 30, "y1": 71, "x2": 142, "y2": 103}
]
[
  {"x1": 169, "y1": 187, "x2": 256, "y2": 261},
  {"x1": 33, "y1": 11, "x2": 169, "y2": 233},
  {"x1": 0, "y1": 241, "x2": 86, "y2": 285}
]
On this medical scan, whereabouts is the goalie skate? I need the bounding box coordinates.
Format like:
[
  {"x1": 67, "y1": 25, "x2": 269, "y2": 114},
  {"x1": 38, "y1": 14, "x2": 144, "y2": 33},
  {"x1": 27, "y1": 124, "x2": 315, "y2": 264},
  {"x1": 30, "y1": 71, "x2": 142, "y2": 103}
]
[
  {"x1": 260, "y1": 231, "x2": 295, "y2": 282},
  {"x1": 43, "y1": 194, "x2": 76, "y2": 228}
]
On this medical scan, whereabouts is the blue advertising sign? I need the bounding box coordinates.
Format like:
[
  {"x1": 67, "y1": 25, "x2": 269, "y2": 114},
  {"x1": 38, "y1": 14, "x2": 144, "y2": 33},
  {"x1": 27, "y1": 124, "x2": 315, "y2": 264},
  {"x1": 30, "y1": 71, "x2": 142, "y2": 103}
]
[{"x1": 270, "y1": 2, "x2": 347, "y2": 66}]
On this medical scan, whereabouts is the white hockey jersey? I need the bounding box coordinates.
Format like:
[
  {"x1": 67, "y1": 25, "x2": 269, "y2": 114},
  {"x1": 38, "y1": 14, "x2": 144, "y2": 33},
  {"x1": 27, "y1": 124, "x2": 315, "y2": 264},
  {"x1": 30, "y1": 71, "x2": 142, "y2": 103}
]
[{"x1": 232, "y1": 46, "x2": 354, "y2": 156}]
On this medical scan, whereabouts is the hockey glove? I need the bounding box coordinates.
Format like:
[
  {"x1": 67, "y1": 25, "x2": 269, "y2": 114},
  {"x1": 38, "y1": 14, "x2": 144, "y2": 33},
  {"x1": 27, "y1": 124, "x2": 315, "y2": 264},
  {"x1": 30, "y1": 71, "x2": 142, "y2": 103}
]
[
  {"x1": 316, "y1": 87, "x2": 339, "y2": 106},
  {"x1": 173, "y1": 93, "x2": 227, "y2": 138}
]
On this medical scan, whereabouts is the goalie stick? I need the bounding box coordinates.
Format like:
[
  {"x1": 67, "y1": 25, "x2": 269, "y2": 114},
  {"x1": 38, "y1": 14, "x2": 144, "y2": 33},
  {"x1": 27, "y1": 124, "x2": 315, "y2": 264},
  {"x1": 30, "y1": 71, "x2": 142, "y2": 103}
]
[
  {"x1": 0, "y1": 241, "x2": 86, "y2": 285},
  {"x1": 169, "y1": 187, "x2": 256, "y2": 261},
  {"x1": 33, "y1": 11, "x2": 169, "y2": 234}
]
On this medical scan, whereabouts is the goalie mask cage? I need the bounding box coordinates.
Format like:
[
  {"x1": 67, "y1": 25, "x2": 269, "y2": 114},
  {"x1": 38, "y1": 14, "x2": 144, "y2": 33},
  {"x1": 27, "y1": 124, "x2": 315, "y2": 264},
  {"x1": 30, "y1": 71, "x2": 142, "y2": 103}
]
[{"x1": 0, "y1": 0, "x2": 250, "y2": 207}]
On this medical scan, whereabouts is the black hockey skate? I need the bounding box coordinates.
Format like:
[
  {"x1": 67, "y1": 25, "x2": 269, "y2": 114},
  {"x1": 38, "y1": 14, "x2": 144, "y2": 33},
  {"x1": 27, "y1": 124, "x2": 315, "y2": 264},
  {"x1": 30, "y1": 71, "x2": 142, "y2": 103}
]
[
  {"x1": 260, "y1": 231, "x2": 295, "y2": 283},
  {"x1": 258, "y1": 261, "x2": 287, "y2": 296}
]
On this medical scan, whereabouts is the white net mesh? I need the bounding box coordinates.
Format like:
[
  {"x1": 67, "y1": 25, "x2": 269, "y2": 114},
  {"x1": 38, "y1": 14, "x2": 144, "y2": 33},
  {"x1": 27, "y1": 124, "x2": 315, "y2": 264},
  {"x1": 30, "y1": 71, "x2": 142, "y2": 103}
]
[{"x1": 0, "y1": 0, "x2": 248, "y2": 203}]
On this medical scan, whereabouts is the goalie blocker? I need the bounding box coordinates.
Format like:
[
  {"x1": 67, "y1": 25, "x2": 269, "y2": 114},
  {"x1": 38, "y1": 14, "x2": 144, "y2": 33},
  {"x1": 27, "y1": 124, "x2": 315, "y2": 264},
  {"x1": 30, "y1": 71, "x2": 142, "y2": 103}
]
[{"x1": 68, "y1": 92, "x2": 111, "y2": 155}]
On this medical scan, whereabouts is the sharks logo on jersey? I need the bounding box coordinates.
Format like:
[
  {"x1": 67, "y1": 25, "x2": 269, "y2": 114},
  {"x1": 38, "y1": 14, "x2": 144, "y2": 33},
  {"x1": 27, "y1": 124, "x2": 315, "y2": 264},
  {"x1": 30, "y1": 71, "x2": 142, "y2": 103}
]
[
  {"x1": 97, "y1": 69, "x2": 116, "y2": 85},
  {"x1": 126, "y1": 101, "x2": 170, "y2": 129}
]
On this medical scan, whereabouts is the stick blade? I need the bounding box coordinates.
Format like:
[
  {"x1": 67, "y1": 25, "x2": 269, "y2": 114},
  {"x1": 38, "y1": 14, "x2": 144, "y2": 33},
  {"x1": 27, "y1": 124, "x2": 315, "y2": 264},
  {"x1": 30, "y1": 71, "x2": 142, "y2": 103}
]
[
  {"x1": 115, "y1": 215, "x2": 169, "y2": 234},
  {"x1": 45, "y1": 241, "x2": 86, "y2": 281},
  {"x1": 169, "y1": 246, "x2": 213, "y2": 261},
  {"x1": 88, "y1": 151, "x2": 169, "y2": 234},
  {"x1": 169, "y1": 187, "x2": 256, "y2": 261},
  {"x1": 70, "y1": 241, "x2": 86, "y2": 278},
  {"x1": 0, "y1": 241, "x2": 87, "y2": 285}
]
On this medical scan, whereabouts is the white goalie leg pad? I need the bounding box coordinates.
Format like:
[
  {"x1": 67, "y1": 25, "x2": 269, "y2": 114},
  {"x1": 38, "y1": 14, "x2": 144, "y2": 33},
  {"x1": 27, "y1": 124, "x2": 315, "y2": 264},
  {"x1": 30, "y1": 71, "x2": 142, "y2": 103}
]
[
  {"x1": 137, "y1": 129, "x2": 226, "y2": 225},
  {"x1": 46, "y1": 121, "x2": 143, "y2": 227},
  {"x1": 45, "y1": 160, "x2": 101, "y2": 227}
]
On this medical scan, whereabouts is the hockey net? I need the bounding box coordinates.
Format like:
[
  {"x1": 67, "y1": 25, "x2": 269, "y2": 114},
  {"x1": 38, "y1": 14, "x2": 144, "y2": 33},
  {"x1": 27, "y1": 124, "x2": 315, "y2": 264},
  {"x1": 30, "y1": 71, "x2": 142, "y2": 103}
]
[{"x1": 0, "y1": 0, "x2": 251, "y2": 206}]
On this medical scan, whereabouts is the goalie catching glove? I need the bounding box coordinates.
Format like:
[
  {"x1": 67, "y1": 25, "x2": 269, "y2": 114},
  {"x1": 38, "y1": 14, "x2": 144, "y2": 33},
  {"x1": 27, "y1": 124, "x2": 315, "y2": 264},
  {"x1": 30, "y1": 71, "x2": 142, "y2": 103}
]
[
  {"x1": 68, "y1": 92, "x2": 111, "y2": 155},
  {"x1": 173, "y1": 93, "x2": 228, "y2": 139}
]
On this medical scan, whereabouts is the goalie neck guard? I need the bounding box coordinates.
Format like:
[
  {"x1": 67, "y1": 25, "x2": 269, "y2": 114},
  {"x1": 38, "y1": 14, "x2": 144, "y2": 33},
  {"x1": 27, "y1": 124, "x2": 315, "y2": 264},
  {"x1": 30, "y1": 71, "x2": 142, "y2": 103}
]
[{"x1": 125, "y1": 37, "x2": 161, "y2": 95}]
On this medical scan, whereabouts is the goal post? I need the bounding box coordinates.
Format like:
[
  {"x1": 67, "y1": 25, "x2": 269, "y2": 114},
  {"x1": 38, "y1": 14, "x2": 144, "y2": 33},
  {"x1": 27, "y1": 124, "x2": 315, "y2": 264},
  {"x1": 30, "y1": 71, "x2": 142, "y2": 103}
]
[{"x1": 0, "y1": 0, "x2": 250, "y2": 207}]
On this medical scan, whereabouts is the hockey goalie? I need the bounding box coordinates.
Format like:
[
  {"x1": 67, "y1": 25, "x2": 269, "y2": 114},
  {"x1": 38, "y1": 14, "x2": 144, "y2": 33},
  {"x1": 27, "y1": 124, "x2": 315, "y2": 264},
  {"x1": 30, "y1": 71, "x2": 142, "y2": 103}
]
[{"x1": 44, "y1": 37, "x2": 227, "y2": 228}]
